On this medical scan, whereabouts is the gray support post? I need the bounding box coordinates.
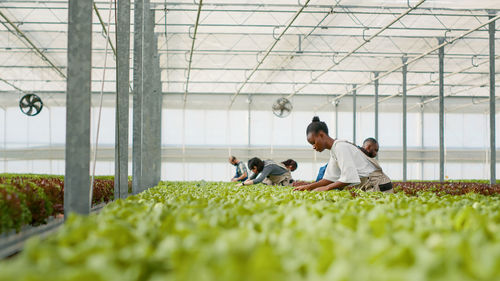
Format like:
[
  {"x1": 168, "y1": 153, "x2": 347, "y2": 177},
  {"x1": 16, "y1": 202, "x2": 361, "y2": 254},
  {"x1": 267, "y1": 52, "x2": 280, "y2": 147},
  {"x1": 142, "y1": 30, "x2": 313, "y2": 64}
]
[
  {"x1": 132, "y1": 0, "x2": 144, "y2": 194},
  {"x1": 65, "y1": 0, "x2": 92, "y2": 216},
  {"x1": 420, "y1": 98, "x2": 425, "y2": 180},
  {"x1": 374, "y1": 72, "x2": 379, "y2": 142},
  {"x1": 115, "y1": 0, "x2": 130, "y2": 199},
  {"x1": 402, "y1": 57, "x2": 408, "y2": 182},
  {"x1": 352, "y1": 84, "x2": 357, "y2": 144},
  {"x1": 489, "y1": 14, "x2": 496, "y2": 185},
  {"x1": 142, "y1": 2, "x2": 155, "y2": 189},
  {"x1": 438, "y1": 38, "x2": 445, "y2": 182},
  {"x1": 335, "y1": 100, "x2": 339, "y2": 138},
  {"x1": 153, "y1": 32, "x2": 162, "y2": 184},
  {"x1": 248, "y1": 95, "x2": 252, "y2": 147}
]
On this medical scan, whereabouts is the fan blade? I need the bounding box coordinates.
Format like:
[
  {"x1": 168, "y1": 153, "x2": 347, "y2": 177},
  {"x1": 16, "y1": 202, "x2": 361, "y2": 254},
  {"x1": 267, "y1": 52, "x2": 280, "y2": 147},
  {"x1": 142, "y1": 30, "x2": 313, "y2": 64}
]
[
  {"x1": 20, "y1": 101, "x2": 30, "y2": 108},
  {"x1": 33, "y1": 104, "x2": 41, "y2": 113},
  {"x1": 27, "y1": 107, "x2": 33, "y2": 115},
  {"x1": 31, "y1": 96, "x2": 41, "y2": 104}
]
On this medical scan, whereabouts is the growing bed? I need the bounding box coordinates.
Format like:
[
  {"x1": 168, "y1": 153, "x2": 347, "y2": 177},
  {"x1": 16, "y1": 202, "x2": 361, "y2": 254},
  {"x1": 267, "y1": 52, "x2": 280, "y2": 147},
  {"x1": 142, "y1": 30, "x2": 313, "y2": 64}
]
[{"x1": 1, "y1": 181, "x2": 500, "y2": 281}]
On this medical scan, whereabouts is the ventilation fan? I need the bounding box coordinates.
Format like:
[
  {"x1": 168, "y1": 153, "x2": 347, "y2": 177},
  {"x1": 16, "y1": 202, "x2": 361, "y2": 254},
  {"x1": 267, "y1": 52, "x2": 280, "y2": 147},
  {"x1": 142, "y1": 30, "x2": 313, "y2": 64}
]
[
  {"x1": 272, "y1": 97, "x2": 293, "y2": 118},
  {"x1": 19, "y1": 93, "x2": 43, "y2": 116}
]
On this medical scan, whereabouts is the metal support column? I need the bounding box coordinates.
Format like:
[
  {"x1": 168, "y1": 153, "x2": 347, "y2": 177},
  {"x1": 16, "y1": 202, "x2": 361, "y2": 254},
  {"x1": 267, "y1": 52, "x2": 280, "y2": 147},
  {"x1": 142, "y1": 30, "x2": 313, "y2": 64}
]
[
  {"x1": 402, "y1": 57, "x2": 408, "y2": 182},
  {"x1": 132, "y1": 0, "x2": 144, "y2": 194},
  {"x1": 420, "y1": 98, "x2": 425, "y2": 180},
  {"x1": 248, "y1": 95, "x2": 252, "y2": 146},
  {"x1": 374, "y1": 72, "x2": 379, "y2": 142},
  {"x1": 152, "y1": 32, "x2": 162, "y2": 184},
  {"x1": 335, "y1": 100, "x2": 339, "y2": 138},
  {"x1": 352, "y1": 84, "x2": 357, "y2": 144},
  {"x1": 65, "y1": 0, "x2": 92, "y2": 216},
  {"x1": 142, "y1": 4, "x2": 155, "y2": 189},
  {"x1": 115, "y1": 0, "x2": 130, "y2": 199},
  {"x1": 489, "y1": 13, "x2": 496, "y2": 185},
  {"x1": 438, "y1": 38, "x2": 445, "y2": 182}
]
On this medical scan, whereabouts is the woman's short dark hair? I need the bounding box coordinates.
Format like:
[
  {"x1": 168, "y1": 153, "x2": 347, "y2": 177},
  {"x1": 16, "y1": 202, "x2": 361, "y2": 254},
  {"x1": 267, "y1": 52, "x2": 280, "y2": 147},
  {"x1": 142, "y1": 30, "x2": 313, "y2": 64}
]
[
  {"x1": 248, "y1": 157, "x2": 265, "y2": 173},
  {"x1": 306, "y1": 116, "x2": 329, "y2": 136},
  {"x1": 282, "y1": 159, "x2": 297, "y2": 170}
]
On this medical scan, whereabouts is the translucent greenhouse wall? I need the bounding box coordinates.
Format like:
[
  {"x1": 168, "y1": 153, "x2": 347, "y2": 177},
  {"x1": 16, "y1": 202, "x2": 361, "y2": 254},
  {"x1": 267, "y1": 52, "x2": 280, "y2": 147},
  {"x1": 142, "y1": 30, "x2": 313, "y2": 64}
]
[{"x1": 1, "y1": 106, "x2": 499, "y2": 181}]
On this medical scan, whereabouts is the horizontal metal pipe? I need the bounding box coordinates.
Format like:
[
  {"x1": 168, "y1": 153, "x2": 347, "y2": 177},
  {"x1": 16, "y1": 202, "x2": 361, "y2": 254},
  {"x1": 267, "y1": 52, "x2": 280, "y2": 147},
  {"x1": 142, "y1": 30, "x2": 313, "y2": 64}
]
[
  {"x1": 4, "y1": 4, "x2": 496, "y2": 18},
  {"x1": 0, "y1": 77, "x2": 485, "y2": 88},
  {"x1": 1, "y1": 65, "x2": 495, "y2": 77},
  {"x1": 0, "y1": 90, "x2": 491, "y2": 100},
  {"x1": 0, "y1": 29, "x2": 493, "y2": 41},
  {"x1": 3, "y1": 0, "x2": 500, "y2": 12},
  {"x1": 4, "y1": 21, "x2": 499, "y2": 33},
  {"x1": 2, "y1": 46, "x2": 494, "y2": 60}
]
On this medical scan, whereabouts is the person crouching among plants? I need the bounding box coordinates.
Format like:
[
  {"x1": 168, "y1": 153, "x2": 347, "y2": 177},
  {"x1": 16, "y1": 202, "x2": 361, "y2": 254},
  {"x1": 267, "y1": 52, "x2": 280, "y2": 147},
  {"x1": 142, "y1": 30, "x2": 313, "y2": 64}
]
[
  {"x1": 294, "y1": 116, "x2": 393, "y2": 193},
  {"x1": 282, "y1": 159, "x2": 298, "y2": 172},
  {"x1": 229, "y1": 156, "x2": 248, "y2": 182},
  {"x1": 237, "y1": 157, "x2": 294, "y2": 186}
]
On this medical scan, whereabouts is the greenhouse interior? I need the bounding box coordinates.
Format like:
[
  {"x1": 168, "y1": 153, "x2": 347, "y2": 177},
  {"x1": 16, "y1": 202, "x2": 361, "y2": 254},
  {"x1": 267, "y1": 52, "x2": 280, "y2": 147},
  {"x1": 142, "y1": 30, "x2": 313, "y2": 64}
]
[{"x1": 1, "y1": 0, "x2": 500, "y2": 280}]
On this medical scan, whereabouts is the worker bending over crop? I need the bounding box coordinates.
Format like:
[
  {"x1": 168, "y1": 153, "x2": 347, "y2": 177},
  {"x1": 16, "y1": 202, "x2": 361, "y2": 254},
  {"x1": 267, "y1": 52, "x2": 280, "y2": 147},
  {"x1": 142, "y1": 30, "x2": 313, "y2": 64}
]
[
  {"x1": 229, "y1": 156, "x2": 248, "y2": 182},
  {"x1": 294, "y1": 117, "x2": 393, "y2": 192},
  {"x1": 292, "y1": 137, "x2": 380, "y2": 187},
  {"x1": 282, "y1": 159, "x2": 298, "y2": 172},
  {"x1": 237, "y1": 158, "x2": 294, "y2": 186}
]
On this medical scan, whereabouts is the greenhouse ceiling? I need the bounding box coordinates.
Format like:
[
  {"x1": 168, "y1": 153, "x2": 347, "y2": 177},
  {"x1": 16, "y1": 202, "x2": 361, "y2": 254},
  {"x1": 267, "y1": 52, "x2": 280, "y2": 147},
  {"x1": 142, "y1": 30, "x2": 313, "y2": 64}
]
[{"x1": 0, "y1": 0, "x2": 498, "y2": 111}]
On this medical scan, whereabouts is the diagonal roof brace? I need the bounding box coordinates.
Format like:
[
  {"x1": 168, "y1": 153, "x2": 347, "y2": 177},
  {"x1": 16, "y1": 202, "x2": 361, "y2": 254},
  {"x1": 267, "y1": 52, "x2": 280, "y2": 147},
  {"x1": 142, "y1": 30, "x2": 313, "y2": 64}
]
[
  {"x1": 0, "y1": 75, "x2": 29, "y2": 94},
  {"x1": 228, "y1": 0, "x2": 311, "y2": 108},
  {"x1": 337, "y1": 14, "x2": 500, "y2": 111},
  {"x1": 445, "y1": 79, "x2": 500, "y2": 112},
  {"x1": 183, "y1": 0, "x2": 203, "y2": 104},
  {"x1": 376, "y1": 54, "x2": 500, "y2": 111},
  {"x1": 93, "y1": 2, "x2": 117, "y2": 57},
  {"x1": 286, "y1": 0, "x2": 426, "y2": 100},
  {"x1": 0, "y1": 10, "x2": 66, "y2": 79}
]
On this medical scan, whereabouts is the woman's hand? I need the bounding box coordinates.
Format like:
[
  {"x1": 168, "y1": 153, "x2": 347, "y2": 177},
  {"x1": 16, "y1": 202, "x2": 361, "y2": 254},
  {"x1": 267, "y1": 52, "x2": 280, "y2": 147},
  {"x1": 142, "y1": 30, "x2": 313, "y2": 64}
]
[
  {"x1": 293, "y1": 184, "x2": 314, "y2": 191},
  {"x1": 313, "y1": 186, "x2": 331, "y2": 191}
]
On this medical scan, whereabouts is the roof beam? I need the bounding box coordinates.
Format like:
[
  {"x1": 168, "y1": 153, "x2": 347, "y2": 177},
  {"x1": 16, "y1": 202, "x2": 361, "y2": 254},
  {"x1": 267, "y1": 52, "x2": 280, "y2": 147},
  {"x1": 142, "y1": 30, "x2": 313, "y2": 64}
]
[
  {"x1": 286, "y1": 0, "x2": 426, "y2": 100},
  {"x1": 228, "y1": 0, "x2": 311, "y2": 108},
  {"x1": 0, "y1": 10, "x2": 66, "y2": 78},
  {"x1": 183, "y1": 0, "x2": 203, "y2": 103},
  {"x1": 0, "y1": 90, "x2": 492, "y2": 100},
  {"x1": 0, "y1": 76, "x2": 28, "y2": 94},
  {"x1": 407, "y1": 79, "x2": 500, "y2": 112},
  {"x1": 93, "y1": 2, "x2": 117, "y2": 57},
  {"x1": 335, "y1": 14, "x2": 500, "y2": 109},
  {"x1": 361, "y1": 54, "x2": 500, "y2": 110},
  {"x1": 3, "y1": 4, "x2": 497, "y2": 18},
  {"x1": 1, "y1": 65, "x2": 495, "y2": 76},
  {"x1": 0, "y1": 77, "x2": 487, "y2": 89}
]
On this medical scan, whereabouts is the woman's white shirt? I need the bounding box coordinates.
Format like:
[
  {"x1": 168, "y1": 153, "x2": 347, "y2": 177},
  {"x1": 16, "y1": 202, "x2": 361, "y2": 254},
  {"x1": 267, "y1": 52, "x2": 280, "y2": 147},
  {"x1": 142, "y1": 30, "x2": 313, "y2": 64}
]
[{"x1": 323, "y1": 140, "x2": 376, "y2": 184}]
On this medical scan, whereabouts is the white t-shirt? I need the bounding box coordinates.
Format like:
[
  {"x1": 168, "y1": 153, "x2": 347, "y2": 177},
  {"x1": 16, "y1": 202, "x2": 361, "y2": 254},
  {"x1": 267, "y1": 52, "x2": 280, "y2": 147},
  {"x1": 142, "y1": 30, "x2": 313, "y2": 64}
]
[{"x1": 323, "y1": 140, "x2": 377, "y2": 184}]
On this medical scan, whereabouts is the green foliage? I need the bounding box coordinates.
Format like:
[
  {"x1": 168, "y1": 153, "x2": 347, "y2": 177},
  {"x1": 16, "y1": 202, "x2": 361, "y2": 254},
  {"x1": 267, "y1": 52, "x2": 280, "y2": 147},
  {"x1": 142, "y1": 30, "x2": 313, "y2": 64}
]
[
  {"x1": 1, "y1": 182, "x2": 500, "y2": 281},
  {"x1": 0, "y1": 184, "x2": 31, "y2": 233},
  {"x1": 0, "y1": 174, "x2": 118, "y2": 234}
]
